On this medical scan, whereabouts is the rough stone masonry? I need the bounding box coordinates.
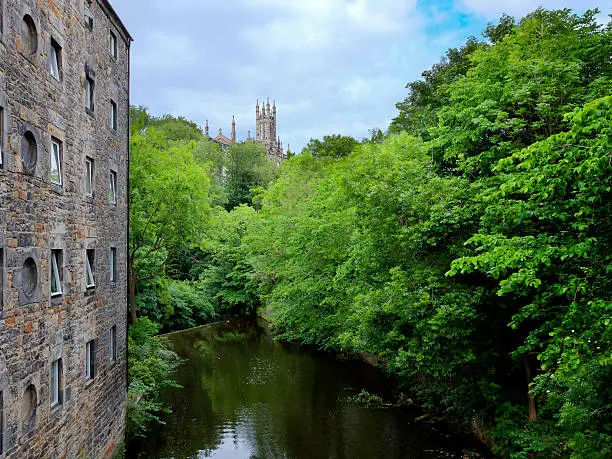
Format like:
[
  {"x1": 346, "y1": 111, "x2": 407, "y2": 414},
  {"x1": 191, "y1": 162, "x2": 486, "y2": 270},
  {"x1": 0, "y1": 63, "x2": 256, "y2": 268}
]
[{"x1": 0, "y1": 0, "x2": 130, "y2": 456}]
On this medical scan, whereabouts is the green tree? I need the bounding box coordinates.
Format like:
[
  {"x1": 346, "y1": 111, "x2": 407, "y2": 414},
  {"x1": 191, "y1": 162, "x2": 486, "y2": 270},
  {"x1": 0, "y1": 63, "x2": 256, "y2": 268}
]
[
  {"x1": 223, "y1": 141, "x2": 278, "y2": 210},
  {"x1": 301, "y1": 134, "x2": 359, "y2": 159},
  {"x1": 129, "y1": 128, "x2": 210, "y2": 323}
]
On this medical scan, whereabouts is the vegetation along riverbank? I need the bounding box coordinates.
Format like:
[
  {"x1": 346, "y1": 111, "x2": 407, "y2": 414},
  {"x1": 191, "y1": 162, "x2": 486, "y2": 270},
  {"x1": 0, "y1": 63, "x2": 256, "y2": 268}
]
[{"x1": 127, "y1": 8, "x2": 611, "y2": 457}]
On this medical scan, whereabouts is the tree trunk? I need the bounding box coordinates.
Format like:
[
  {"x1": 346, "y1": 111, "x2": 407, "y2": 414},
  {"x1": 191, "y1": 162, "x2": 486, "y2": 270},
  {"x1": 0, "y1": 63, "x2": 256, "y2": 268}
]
[{"x1": 524, "y1": 354, "x2": 537, "y2": 422}]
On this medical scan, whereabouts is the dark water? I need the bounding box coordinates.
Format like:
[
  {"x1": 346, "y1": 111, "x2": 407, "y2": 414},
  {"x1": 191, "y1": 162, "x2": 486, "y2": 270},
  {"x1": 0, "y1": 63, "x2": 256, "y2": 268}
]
[{"x1": 129, "y1": 319, "x2": 485, "y2": 458}]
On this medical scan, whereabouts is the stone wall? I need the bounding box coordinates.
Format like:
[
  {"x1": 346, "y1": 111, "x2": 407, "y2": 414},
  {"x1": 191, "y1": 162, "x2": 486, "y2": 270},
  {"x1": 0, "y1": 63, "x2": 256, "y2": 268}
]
[{"x1": 0, "y1": 0, "x2": 130, "y2": 456}]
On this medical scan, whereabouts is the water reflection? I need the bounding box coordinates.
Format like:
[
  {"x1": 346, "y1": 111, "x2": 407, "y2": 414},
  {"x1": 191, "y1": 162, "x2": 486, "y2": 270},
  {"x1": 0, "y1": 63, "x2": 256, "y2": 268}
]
[{"x1": 129, "y1": 319, "x2": 482, "y2": 458}]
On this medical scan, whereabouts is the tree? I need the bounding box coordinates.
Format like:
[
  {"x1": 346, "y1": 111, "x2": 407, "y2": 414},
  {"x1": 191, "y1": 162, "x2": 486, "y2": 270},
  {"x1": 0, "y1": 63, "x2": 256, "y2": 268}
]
[
  {"x1": 129, "y1": 128, "x2": 210, "y2": 323},
  {"x1": 301, "y1": 134, "x2": 359, "y2": 159},
  {"x1": 223, "y1": 141, "x2": 278, "y2": 210}
]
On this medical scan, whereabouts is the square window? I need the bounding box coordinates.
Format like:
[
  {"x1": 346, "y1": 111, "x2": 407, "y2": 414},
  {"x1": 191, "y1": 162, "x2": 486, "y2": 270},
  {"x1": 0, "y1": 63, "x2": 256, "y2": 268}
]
[
  {"x1": 51, "y1": 249, "x2": 62, "y2": 297},
  {"x1": 109, "y1": 170, "x2": 117, "y2": 204},
  {"x1": 110, "y1": 100, "x2": 117, "y2": 131},
  {"x1": 110, "y1": 30, "x2": 117, "y2": 59},
  {"x1": 49, "y1": 39, "x2": 61, "y2": 80},
  {"x1": 50, "y1": 358, "x2": 62, "y2": 406},
  {"x1": 86, "y1": 249, "x2": 95, "y2": 288},
  {"x1": 109, "y1": 326, "x2": 117, "y2": 362},
  {"x1": 85, "y1": 156, "x2": 94, "y2": 196},
  {"x1": 50, "y1": 138, "x2": 62, "y2": 186},
  {"x1": 109, "y1": 247, "x2": 117, "y2": 282},
  {"x1": 85, "y1": 340, "x2": 95, "y2": 380},
  {"x1": 85, "y1": 76, "x2": 94, "y2": 112}
]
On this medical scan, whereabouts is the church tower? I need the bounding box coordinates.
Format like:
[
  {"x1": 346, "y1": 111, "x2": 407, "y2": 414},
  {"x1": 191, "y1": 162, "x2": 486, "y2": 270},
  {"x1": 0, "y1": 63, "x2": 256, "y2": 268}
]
[{"x1": 255, "y1": 99, "x2": 285, "y2": 164}]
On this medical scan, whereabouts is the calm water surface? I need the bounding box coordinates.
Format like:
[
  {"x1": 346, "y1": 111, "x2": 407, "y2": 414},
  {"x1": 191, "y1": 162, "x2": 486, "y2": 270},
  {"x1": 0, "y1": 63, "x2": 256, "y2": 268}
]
[{"x1": 129, "y1": 319, "x2": 484, "y2": 458}]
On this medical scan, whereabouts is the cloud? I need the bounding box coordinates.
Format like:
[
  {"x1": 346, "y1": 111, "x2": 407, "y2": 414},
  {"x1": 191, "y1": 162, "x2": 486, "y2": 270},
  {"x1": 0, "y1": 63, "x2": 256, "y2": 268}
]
[{"x1": 115, "y1": 0, "x2": 606, "y2": 152}]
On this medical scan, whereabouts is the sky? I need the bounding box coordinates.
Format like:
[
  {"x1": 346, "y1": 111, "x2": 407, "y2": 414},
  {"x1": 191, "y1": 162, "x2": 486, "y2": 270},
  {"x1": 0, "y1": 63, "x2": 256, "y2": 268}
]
[{"x1": 111, "y1": 0, "x2": 609, "y2": 153}]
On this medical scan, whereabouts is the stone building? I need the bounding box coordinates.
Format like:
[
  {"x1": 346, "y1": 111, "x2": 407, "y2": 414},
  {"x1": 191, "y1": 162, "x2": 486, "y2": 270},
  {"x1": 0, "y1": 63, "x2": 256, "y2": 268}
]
[{"x1": 0, "y1": 0, "x2": 130, "y2": 456}]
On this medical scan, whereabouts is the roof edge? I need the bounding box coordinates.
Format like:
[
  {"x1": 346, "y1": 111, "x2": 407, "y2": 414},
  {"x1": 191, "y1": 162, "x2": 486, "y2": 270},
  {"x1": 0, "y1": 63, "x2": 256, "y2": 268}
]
[{"x1": 100, "y1": 0, "x2": 133, "y2": 42}]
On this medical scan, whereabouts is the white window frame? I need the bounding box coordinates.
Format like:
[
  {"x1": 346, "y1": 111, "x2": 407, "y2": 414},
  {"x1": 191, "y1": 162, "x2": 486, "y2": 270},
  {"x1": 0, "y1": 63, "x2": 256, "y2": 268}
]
[
  {"x1": 85, "y1": 76, "x2": 94, "y2": 111},
  {"x1": 50, "y1": 138, "x2": 62, "y2": 186},
  {"x1": 51, "y1": 249, "x2": 62, "y2": 297},
  {"x1": 109, "y1": 247, "x2": 117, "y2": 282},
  {"x1": 49, "y1": 39, "x2": 60, "y2": 80},
  {"x1": 85, "y1": 156, "x2": 94, "y2": 196},
  {"x1": 110, "y1": 100, "x2": 117, "y2": 131},
  {"x1": 110, "y1": 30, "x2": 117, "y2": 59},
  {"x1": 50, "y1": 358, "x2": 61, "y2": 406},
  {"x1": 85, "y1": 340, "x2": 94, "y2": 380},
  {"x1": 86, "y1": 249, "x2": 95, "y2": 288},
  {"x1": 109, "y1": 326, "x2": 117, "y2": 362},
  {"x1": 109, "y1": 170, "x2": 117, "y2": 204}
]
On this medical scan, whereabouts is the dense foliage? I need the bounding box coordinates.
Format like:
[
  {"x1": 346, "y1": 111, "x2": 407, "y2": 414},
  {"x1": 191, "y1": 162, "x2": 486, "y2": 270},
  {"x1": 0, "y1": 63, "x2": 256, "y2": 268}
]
[
  {"x1": 126, "y1": 318, "x2": 182, "y2": 438},
  {"x1": 200, "y1": 9, "x2": 610, "y2": 456},
  {"x1": 127, "y1": 8, "x2": 611, "y2": 455}
]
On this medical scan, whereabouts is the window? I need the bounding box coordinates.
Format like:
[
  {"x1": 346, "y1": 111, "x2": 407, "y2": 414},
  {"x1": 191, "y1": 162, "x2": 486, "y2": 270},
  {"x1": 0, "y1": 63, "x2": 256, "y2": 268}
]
[
  {"x1": 86, "y1": 249, "x2": 95, "y2": 288},
  {"x1": 109, "y1": 170, "x2": 117, "y2": 204},
  {"x1": 84, "y1": 2, "x2": 94, "y2": 31},
  {"x1": 50, "y1": 358, "x2": 62, "y2": 406},
  {"x1": 85, "y1": 75, "x2": 94, "y2": 112},
  {"x1": 50, "y1": 138, "x2": 62, "y2": 185},
  {"x1": 109, "y1": 247, "x2": 117, "y2": 282},
  {"x1": 84, "y1": 156, "x2": 94, "y2": 196},
  {"x1": 85, "y1": 340, "x2": 95, "y2": 380},
  {"x1": 49, "y1": 39, "x2": 61, "y2": 80},
  {"x1": 109, "y1": 326, "x2": 117, "y2": 362},
  {"x1": 109, "y1": 100, "x2": 117, "y2": 131},
  {"x1": 110, "y1": 30, "x2": 117, "y2": 59},
  {"x1": 50, "y1": 249, "x2": 62, "y2": 297}
]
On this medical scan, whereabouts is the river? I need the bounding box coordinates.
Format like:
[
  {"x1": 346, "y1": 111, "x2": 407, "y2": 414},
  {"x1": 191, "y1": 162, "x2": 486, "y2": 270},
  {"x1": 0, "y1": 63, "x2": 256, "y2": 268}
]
[{"x1": 128, "y1": 319, "x2": 486, "y2": 458}]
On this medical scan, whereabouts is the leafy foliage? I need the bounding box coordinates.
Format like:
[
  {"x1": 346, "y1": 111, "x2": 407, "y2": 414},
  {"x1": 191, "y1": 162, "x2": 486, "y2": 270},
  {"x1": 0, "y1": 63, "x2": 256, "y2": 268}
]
[
  {"x1": 301, "y1": 134, "x2": 359, "y2": 158},
  {"x1": 127, "y1": 318, "x2": 182, "y2": 438},
  {"x1": 126, "y1": 9, "x2": 611, "y2": 455}
]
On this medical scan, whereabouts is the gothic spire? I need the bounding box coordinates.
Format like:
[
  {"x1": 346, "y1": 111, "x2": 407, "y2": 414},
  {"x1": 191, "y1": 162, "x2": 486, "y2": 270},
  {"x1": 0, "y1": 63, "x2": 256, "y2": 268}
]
[
  {"x1": 231, "y1": 116, "x2": 236, "y2": 142},
  {"x1": 205, "y1": 119, "x2": 209, "y2": 137}
]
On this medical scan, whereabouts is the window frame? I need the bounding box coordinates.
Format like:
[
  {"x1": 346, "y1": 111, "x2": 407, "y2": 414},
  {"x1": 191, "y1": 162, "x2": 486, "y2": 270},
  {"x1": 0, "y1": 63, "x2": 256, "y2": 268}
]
[
  {"x1": 109, "y1": 169, "x2": 117, "y2": 204},
  {"x1": 85, "y1": 76, "x2": 95, "y2": 113},
  {"x1": 109, "y1": 99, "x2": 117, "y2": 131},
  {"x1": 109, "y1": 326, "x2": 117, "y2": 362},
  {"x1": 50, "y1": 138, "x2": 62, "y2": 186},
  {"x1": 85, "y1": 340, "x2": 95, "y2": 380},
  {"x1": 85, "y1": 249, "x2": 95, "y2": 289},
  {"x1": 49, "y1": 38, "x2": 61, "y2": 80},
  {"x1": 50, "y1": 249, "x2": 62, "y2": 297},
  {"x1": 110, "y1": 30, "x2": 117, "y2": 59},
  {"x1": 84, "y1": 156, "x2": 94, "y2": 197},
  {"x1": 50, "y1": 358, "x2": 62, "y2": 407},
  {"x1": 109, "y1": 247, "x2": 117, "y2": 283}
]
